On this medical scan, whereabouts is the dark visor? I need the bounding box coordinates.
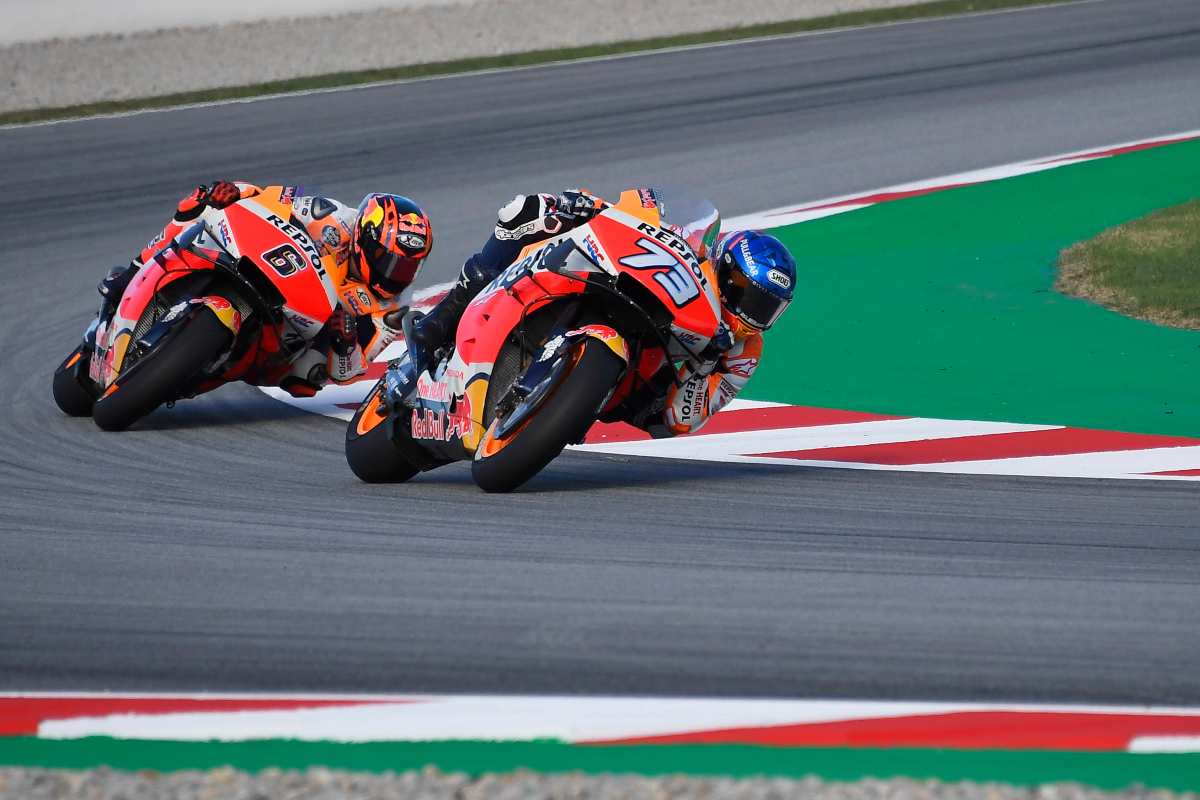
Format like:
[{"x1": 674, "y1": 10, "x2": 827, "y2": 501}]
[
  {"x1": 724, "y1": 269, "x2": 789, "y2": 330},
  {"x1": 361, "y1": 239, "x2": 423, "y2": 293}
]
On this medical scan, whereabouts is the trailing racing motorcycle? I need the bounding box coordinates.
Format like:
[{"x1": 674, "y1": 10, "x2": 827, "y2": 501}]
[
  {"x1": 52, "y1": 185, "x2": 341, "y2": 431},
  {"x1": 345, "y1": 187, "x2": 724, "y2": 492}
]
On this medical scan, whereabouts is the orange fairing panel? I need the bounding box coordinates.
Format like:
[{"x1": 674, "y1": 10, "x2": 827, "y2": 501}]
[
  {"x1": 223, "y1": 202, "x2": 338, "y2": 323},
  {"x1": 586, "y1": 213, "x2": 720, "y2": 340}
]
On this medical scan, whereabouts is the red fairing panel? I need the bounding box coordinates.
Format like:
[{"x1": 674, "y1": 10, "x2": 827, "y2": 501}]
[{"x1": 223, "y1": 203, "x2": 338, "y2": 324}]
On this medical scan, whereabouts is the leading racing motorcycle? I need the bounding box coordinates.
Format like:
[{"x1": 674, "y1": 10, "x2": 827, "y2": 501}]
[
  {"x1": 345, "y1": 187, "x2": 724, "y2": 492},
  {"x1": 52, "y1": 185, "x2": 340, "y2": 431}
]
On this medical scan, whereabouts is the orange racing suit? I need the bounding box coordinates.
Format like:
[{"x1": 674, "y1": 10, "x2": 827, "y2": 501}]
[
  {"x1": 131, "y1": 182, "x2": 410, "y2": 392},
  {"x1": 469, "y1": 191, "x2": 763, "y2": 437}
]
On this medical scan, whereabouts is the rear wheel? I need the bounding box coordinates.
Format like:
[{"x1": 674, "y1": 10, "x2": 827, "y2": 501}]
[
  {"x1": 345, "y1": 381, "x2": 420, "y2": 483},
  {"x1": 472, "y1": 338, "x2": 623, "y2": 493},
  {"x1": 52, "y1": 344, "x2": 97, "y2": 417},
  {"x1": 92, "y1": 307, "x2": 233, "y2": 432}
]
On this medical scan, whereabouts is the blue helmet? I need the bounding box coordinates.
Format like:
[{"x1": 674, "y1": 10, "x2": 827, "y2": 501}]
[{"x1": 712, "y1": 230, "x2": 796, "y2": 331}]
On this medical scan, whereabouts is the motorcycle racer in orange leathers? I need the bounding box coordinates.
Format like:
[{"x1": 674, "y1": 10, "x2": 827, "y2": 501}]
[
  {"x1": 403, "y1": 188, "x2": 796, "y2": 437},
  {"x1": 94, "y1": 181, "x2": 433, "y2": 396}
]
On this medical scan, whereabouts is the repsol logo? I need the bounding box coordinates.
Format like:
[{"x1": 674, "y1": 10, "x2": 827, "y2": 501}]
[
  {"x1": 636, "y1": 222, "x2": 707, "y2": 287},
  {"x1": 266, "y1": 213, "x2": 326, "y2": 278}
]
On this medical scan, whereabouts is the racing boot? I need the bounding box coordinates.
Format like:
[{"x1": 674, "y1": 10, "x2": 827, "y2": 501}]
[
  {"x1": 97, "y1": 263, "x2": 139, "y2": 318},
  {"x1": 85, "y1": 263, "x2": 140, "y2": 351},
  {"x1": 402, "y1": 257, "x2": 494, "y2": 378}
]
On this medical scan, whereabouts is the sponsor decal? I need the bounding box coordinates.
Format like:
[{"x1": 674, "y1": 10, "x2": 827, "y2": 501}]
[
  {"x1": 417, "y1": 374, "x2": 450, "y2": 402},
  {"x1": 280, "y1": 185, "x2": 298, "y2": 204},
  {"x1": 262, "y1": 244, "x2": 307, "y2": 278},
  {"x1": 145, "y1": 231, "x2": 165, "y2": 251},
  {"x1": 678, "y1": 377, "x2": 707, "y2": 422},
  {"x1": 540, "y1": 335, "x2": 566, "y2": 361},
  {"x1": 581, "y1": 233, "x2": 605, "y2": 266},
  {"x1": 635, "y1": 222, "x2": 708, "y2": 287},
  {"x1": 216, "y1": 219, "x2": 232, "y2": 246},
  {"x1": 673, "y1": 328, "x2": 704, "y2": 347},
  {"x1": 637, "y1": 188, "x2": 658, "y2": 209},
  {"x1": 265, "y1": 213, "x2": 328, "y2": 280},
  {"x1": 398, "y1": 233, "x2": 426, "y2": 251},
  {"x1": 410, "y1": 392, "x2": 473, "y2": 441},
  {"x1": 767, "y1": 268, "x2": 792, "y2": 290},
  {"x1": 283, "y1": 309, "x2": 320, "y2": 333},
  {"x1": 161, "y1": 301, "x2": 189, "y2": 324},
  {"x1": 724, "y1": 356, "x2": 756, "y2": 379},
  {"x1": 715, "y1": 377, "x2": 738, "y2": 406},
  {"x1": 321, "y1": 224, "x2": 341, "y2": 249},
  {"x1": 620, "y1": 234, "x2": 701, "y2": 307},
  {"x1": 738, "y1": 238, "x2": 757, "y2": 268}
]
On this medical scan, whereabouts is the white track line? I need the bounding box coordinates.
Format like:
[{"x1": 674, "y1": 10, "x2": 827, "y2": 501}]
[
  {"x1": 578, "y1": 418, "x2": 1057, "y2": 458},
  {"x1": 27, "y1": 694, "x2": 1200, "y2": 744}
]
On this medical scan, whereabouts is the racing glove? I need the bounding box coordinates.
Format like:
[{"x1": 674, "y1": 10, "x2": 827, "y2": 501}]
[
  {"x1": 173, "y1": 180, "x2": 243, "y2": 222},
  {"x1": 553, "y1": 190, "x2": 600, "y2": 224},
  {"x1": 328, "y1": 307, "x2": 357, "y2": 356},
  {"x1": 203, "y1": 180, "x2": 242, "y2": 209}
]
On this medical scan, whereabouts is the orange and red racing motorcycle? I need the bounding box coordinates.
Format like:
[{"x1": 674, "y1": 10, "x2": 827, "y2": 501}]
[
  {"x1": 52, "y1": 185, "x2": 341, "y2": 431},
  {"x1": 345, "y1": 187, "x2": 723, "y2": 492}
]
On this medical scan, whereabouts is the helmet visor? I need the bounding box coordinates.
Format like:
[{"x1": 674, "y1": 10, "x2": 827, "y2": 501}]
[
  {"x1": 724, "y1": 269, "x2": 789, "y2": 331},
  {"x1": 359, "y1": 238, "x2": 423, "y2": 295}
]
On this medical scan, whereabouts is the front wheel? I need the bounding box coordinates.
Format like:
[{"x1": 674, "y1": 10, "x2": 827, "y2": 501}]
[
  {"x1": 472, "y1": 338, "x2": 623, "y2": 493},
  {"x1": 92, "y1": 307, "x2": 232, "y2": 432},
  {"x1": 52, "y1": 344, "x2": 97, "y2": 417},
  {"x1": 345, "y1": 381, "x2": 420, "y2": 483}
]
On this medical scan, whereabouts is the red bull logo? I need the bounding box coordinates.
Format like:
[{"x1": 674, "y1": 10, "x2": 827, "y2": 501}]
[{"x1": 411, "y1": 391, "x2": 474, "y2": 442}]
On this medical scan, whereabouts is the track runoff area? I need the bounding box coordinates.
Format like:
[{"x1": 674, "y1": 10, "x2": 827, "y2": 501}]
[
  {"x1": 7, "y1": 133, "x2": 1199, "y2": 787},
  {"x1": 266, "y1": 129, "x2": 1200, "y2": 482}
]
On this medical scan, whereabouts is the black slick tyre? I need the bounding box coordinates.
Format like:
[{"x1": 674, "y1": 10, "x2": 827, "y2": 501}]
[
  {"x1": 345, "y1": 381, "x2": 420, "y2": 483},
  {"x1": 472, "y1": 339, "x2": 623, "y2": 493},
  {"x1": 92, "y1": 307, "x2": 232, "y2": 432},
  {"x1": 52, "y1": 345, "x2": 98, "y2": 417}
]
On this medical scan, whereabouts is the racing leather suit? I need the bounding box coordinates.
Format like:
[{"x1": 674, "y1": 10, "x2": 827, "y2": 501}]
[
  {"x1": 122, "y1": 182, "x2": 408, "y2": 394},
  {"x1": 437, "y1": 192, "x2": 764, "y2": 438}
]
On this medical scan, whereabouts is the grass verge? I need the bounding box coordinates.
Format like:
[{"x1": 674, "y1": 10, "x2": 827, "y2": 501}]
[
  {"x1": 1057, "y1": 199, "x2": 1200, "y2": 330},
  {"x1": 1, "y1": 0, "x2": 1078, "y2": 126}
]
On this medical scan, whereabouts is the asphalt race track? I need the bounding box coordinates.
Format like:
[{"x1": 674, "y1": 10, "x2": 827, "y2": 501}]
[{"x1": 2, "y1": 0, "x2": 1199, "y2": 703}]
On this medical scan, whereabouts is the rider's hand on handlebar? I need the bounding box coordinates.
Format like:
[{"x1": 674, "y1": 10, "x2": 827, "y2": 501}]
[
  {"x1": 554, "y1": 190, "x2": 599, "y2": 223},
  {"x1": 202, "y1": 180, "x2": 242, "y2": 209},
  {"x1": 329, "y1": 307, "x2": 357, "y2": 356}
]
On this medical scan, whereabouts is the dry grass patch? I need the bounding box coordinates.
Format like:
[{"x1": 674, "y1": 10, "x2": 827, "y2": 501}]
[{"x1": 1057, "y1": 199, "x2": 1200, "y2": 329}]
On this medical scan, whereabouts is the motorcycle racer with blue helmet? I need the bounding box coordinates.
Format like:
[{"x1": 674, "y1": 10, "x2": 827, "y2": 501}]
[{"x1": 404, "y1": 188, "x2": 796, "y2": 438}]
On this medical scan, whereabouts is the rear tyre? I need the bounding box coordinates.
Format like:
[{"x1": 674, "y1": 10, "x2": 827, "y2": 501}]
[
  {"x1": 345, "y1": 382, "x2": 420, "y2": 483},
  {"x1": 52, "y1": 345, "x2": 97, "y2": 417},
  {"x1": 472, "y1": 339, "x2": 623, "y2": 493},
  {"x1": 92, "y1": 307, "x2": 232, "y2": 432}
]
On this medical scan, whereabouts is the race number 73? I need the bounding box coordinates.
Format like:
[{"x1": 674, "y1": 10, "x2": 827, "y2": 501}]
[{"x1": 618, "y1": 237, "x2": 700, "y2": 306}]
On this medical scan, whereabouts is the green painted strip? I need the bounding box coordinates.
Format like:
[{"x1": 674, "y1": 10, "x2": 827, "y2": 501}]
[
  {"x1": 1, "y1": 738, "x2": 1197, "y2": 791},
  {"x1": 751, "y1": 138, "x2": 1200, "y2": 437}
]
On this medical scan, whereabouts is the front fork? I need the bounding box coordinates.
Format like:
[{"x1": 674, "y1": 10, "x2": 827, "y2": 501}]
[{"x1": 494, "y1": 322, "x2": 629, "y2": 440}]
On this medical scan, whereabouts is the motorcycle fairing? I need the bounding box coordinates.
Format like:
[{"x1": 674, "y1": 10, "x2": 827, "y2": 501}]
[
  {"x1": 380, "y1": 192, "x2": 721, "y2": 467},
  {"x1": 221, "y1": 197, "x2": 340, "y2": 325}
]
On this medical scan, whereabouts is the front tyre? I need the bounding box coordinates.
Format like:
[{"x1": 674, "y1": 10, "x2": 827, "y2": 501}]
[
  {"x1": 52, "y1": 344, "x2": 97, "y2": 417},
  {"x1": 92, "y1": 307, "x2": 232, "y2": 432},
  {"x1": 472, "y1": 339, "x2": 623, "y2": 493},
  {"x1": 345, "y1": 381, "x2": 420, "y2": 483}
]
